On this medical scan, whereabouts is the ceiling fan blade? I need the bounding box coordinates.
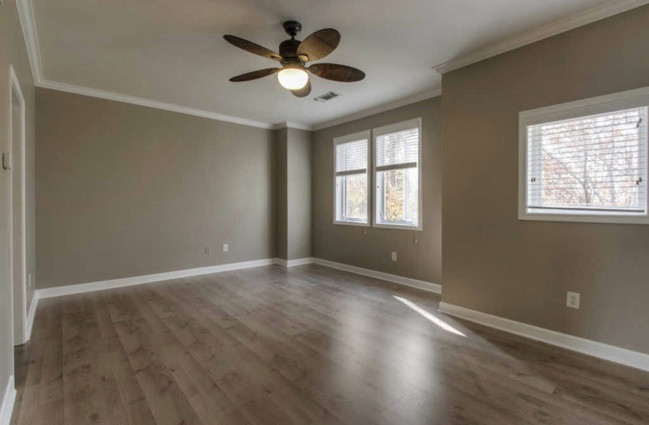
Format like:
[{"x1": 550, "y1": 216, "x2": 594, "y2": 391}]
[
  {"x1": 309, "y1": 63, "x2": 365, "y2": 82},
  {"x1": 223, "y1": 35, "x2": 282, "y2": 61},
  {"x1": 297, "y1": 29, "x2": 340, "y2": 62},
  {"x1": 291, "y1": 80, "x2": 312, "y2": 98},
  {"x1": 229, "y1": 68, "x2": 279, "y2": 82}
]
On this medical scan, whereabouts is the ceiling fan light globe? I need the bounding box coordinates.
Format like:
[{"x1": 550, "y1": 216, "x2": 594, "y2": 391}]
[{"x1": 277, "y1": 68, "x2": 309, "y2": 90}]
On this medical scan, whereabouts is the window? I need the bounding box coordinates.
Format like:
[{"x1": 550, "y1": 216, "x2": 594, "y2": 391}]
[
  {"x1": 334, "y1": 131, "x2": 370, "y2": 225},
  {"x1": 519, "y1": 88, "x2": 649, "y2": 224},
  {"x1": 374, "y1": 118, "x2": 422, "y2": 229}
]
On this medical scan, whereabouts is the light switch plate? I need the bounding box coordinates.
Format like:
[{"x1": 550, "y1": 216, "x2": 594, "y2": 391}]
[{"x1": 2, "y1": 153, "x2": 13, "y2": 170}]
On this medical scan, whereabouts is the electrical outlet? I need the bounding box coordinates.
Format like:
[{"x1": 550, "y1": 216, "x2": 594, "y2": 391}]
[
  {"x1": 567, "y1": 291, "x2": 580, "y2": 309},
  {"x1": 204, "y1": 247, "x2": 210, "y2": 255},
  {"x1": 223, "y1": 243, "x2": 229, "y2": 253},
  {"x1": 391, "y1": 251, "x2": 397, "y2": 261}
]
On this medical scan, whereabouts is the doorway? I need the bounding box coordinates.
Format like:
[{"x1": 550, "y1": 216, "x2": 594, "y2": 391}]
[{"x1": 9, "y1": 66, "x2": 27, "y2": 345}]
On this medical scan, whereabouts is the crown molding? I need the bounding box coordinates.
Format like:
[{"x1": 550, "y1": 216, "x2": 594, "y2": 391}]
[
  {"x1": 38, "y1": 79, "x2": 277, "y2": 129},
  {"x1": 271, "y1": 121, "x2": 313, "y2": 131},
  {"x1": 312, "y1": 87, "x2": 441, "y2": 131},
  {"x1": 15, "y1": 0, "x2": 434, "y2": 134},
  {"x1": 433, "y1": 0, "x2": 649, "y2": 75},
  {"x1": 14, "y1": 0, "x2": 305, "y2": 130},
  {"x1": 16, "y1": 0, "x2": 43, "y2": 82}
]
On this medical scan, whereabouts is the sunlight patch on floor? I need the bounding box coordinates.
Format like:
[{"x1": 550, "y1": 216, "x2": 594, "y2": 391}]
[{"x1": 393, "y1": 296, "x2": 466, "y2": 337}]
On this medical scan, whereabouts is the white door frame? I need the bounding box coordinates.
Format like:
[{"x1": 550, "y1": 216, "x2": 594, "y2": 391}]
[{"x1": 9, "y1": 65, "x2": 28, "y2": 345}]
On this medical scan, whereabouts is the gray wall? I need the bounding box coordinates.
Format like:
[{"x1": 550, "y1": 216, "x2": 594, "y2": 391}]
[
  {"x1": 441, "y1": 6, "x2": 649, "y2": 354},
  {"x1": 274, "y1": 128, "x2": 312, "y2": 260},
  {"x1": 312, "y1": 97, "x2": 442, "y2": 283},
  {"x1": 36, "y1": 88, "x2": 275, "y2": 288},
  {"x1": 1, "y1": 0, "x2": 36, "y2": 400}
]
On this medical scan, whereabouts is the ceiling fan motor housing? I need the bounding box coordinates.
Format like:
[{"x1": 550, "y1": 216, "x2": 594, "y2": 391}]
[{"x1": 279, "y1": 39, "x2": 302, "y2": 62}]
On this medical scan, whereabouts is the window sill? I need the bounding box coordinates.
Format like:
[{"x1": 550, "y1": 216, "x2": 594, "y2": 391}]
[
  {"x1": 374, "y1": 222, "x2": 422, "y2": 231},
  {"x1": 333, "y1": 220, "x2": 370, "y2": 227},
  {"x1": 519, "y1": 211, "x2": 649, "y2": 225}
]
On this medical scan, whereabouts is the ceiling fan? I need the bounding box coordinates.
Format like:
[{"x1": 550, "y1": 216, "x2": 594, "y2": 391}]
[{"x1": 224, "y1": 21, "x2": 365, "y2": 98}]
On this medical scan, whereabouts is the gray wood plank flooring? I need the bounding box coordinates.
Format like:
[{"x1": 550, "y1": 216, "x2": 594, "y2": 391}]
[{"x1": 10, "y1": 264, "x2": 649, "y2": 425}]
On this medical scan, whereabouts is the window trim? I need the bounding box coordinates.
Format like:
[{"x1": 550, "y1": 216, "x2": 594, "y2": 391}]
[
  {"x1": 518, "y1": 87, "x2": 649, "y2": 225},
  {"x1": 373, "y1": 117, "x2": 423, "y2": 231},
  {"x1": 333, "y1": 130, "x2": 371, "y2": 227}
]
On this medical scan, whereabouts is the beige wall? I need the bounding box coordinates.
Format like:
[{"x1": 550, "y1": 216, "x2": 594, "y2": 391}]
[
  {"x1": 36, "y1": 88, "x2": 275, "y2": 288},
  {"x1": 312, "y1": 97, "x2": 442, "y2": 283},
  {"x1": 274, "y1": 128, "x2": 312, "y2": 260},
  {"x1": 287, "y1": 128, "x2": 312, "y2": 260},
  {"x1": 441, "y1": 6, "x2": 649, "y2": 354},
  {"x1": 275, "y1": 129, "x2": 288, "y2": 260},
  {"x1": 1, "y1": 0, "x2": 36, "y2": 400}
]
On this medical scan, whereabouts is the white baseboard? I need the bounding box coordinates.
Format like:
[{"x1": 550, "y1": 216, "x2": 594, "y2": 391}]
[
  {"x1": 33, "y1": 255, "x2": 439, "y2": 305},
  {"x1": 24, "y1": 293, "x2": 39, "y2": 342},
  {"x1": 273, "y1": 257, "x2": 314, "y2": 268},
  {"x1": 312, "y1": 258, "x2": 442, "y2": 294},
  {"x1": 0, "y1": 376, "x2": 16, "y2": 425},
  {"x1": 439, "y1": 302, "x2": 649, "y2": 372},
  {"x1": 36, "y1": 258, "x2": 275, "y2": 299}
]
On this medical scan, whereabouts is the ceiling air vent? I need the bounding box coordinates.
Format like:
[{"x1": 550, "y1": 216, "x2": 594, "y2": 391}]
[{"x1": 314, "y1": 92, "x2": 340, "y2": 102}]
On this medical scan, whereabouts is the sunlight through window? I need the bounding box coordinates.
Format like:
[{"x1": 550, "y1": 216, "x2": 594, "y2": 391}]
[{"x1": 393, "y1": 296, "x2": 466, "y2": 337}]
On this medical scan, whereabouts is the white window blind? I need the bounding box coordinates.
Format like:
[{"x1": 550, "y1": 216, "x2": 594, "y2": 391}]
[
  {"x1": 374, "y1": 119, "x2": 422, "y2": 229},
  {"x1": 334, "y1": 132, "x2": 369, "y2": 225},
  {"x1": 526, "y1": 107, "x2": 648, "y2": 215},
  {"x1": 375, "y1": 127, "x2": 419, "y2": 171},
  {"x1": 336, "y1": 139, "x2": 367, "y2": 175}
]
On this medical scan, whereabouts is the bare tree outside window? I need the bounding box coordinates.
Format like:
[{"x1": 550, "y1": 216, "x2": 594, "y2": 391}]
[
  {"x1": 528, "y1": 108, "x2": 647, "y2": 212},
  {"x1": 375, "y1": 122, "x2": 420, "y2": 227},
  {"x1": 334, "y1": 134, "x2": 369, "y2": 224}
]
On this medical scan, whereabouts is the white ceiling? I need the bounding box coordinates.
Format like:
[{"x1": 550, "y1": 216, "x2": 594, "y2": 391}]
[{"x1": 30, "y1": 0, "x2": 619, "y2": 127}]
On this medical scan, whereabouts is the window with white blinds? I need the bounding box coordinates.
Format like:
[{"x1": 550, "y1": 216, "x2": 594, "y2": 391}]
[
  {"x1": 520, "y1": 89, "x2": 649, "y2": 224},
  {"x1": 374, "y1": 118, "x2": 422, "y2": 229},
  {"x1": 334, "y1": 131, "x2": 370, "y2": 225}
]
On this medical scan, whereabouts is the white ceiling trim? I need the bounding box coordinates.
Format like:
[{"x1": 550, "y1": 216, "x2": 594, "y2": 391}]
[
  {"x1": 311, "y1": 88, "x2": 441, "y2": 131},
  {"x1": 20, "y1": 0, "x2": 640, "y2": 131},
  {"x1": 38, "y1": 79, "x2": 277, "y2": 129},
  {"x1": 14, "y1": 0, "x2": 287, "y2": 130},
  {"x1": 433, "y1": 0, "x2": 649, "y2": 75},
  {"x1": 16, "y1": 0, "x2": 43, "y2": 82},
  {"x1": 271, "y1": 121, "x2": 313, "y2": 131},
  {"x1": 14, "y1": 0, "x2": 437, "y2": 132}
]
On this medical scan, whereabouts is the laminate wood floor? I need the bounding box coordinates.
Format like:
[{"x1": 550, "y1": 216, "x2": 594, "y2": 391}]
[{"x1": 10, "y1": 264, "x2": 649, "y2": 425}]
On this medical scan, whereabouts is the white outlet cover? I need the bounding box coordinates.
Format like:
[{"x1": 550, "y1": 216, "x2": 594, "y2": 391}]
[
  {"x1": 223, "y1": 243, "x2": 229, "y2": 252},
  {"x1": 391, "y1": 251, "x2": 397, "y2": 261},
  {"x1": 567, "y1": 291, "x2": 580, "y2": 309}
]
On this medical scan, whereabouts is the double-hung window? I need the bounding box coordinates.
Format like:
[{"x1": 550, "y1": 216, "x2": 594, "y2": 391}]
[
  {"x1": 374, "y1": 118, "x2": 422, "y2": 229},
  {"x1": 334, "y1": 131, "x2": 370, "y2": 225},
  {"x1": 519, "y1": 88, "x2": 649, "y2": 224}
]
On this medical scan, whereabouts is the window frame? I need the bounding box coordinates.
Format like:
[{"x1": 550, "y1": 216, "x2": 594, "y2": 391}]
[
  {"x1": 373, "y1": 118, "x2": 423, "y2": 231},
  {"x1": 333, "y1": 130, "x2": 371, "y2": 227},
  {"x1": 518, "y1": 87, "x2": 649, "y2": 225}
]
